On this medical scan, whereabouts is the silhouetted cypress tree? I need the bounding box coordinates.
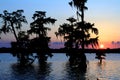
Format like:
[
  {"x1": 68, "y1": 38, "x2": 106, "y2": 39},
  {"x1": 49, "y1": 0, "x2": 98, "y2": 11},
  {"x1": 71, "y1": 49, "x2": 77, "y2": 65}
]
[
  {"x1": 56, "y1": 0, "x2": 99, "y2": 71},
  {"x1": 0, "y1": 10, "x2": 33, "y2": 65},
  {"x1": 28, "y1": 11, "x2": 56, "y2": 63}
]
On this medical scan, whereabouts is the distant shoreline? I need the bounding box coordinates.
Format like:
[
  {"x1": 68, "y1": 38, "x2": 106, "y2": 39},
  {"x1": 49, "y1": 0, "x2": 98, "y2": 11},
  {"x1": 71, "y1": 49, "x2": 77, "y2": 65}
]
[{"x1": 0, "y1": 48, "x2": 120, "y2": 53}]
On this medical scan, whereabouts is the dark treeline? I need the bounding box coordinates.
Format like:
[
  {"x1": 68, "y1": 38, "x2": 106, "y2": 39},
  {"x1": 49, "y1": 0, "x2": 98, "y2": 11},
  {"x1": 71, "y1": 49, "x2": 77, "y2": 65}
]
[
  {"x1": 0, "y1": 48, "x2": 120, "y2": 53},
  {"x1": 0, "y1": 0, "x2": 99, "y2": 72}
]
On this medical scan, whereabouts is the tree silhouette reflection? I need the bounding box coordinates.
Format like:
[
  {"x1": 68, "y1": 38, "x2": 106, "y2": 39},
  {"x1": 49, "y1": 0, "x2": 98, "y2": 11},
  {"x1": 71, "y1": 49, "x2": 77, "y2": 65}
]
[
  {"x1": 11, "y1": 64, "x2": 36, "y2": 80},
  {"x1": 62, "y1": 62, "x2": 87, "y2": 80},
  {"x1": 10, "y1": 62, "x2": 52, "y2": 80},
  {"x1": 36, "y1": 62, "x2": 52, "y2": 80}
]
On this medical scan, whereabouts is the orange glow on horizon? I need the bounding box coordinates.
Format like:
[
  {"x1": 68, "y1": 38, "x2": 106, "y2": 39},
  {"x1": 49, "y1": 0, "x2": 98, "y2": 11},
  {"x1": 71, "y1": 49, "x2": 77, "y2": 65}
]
[{"x1": 100, "y1": 44, "x2": 104, "y2": 49}]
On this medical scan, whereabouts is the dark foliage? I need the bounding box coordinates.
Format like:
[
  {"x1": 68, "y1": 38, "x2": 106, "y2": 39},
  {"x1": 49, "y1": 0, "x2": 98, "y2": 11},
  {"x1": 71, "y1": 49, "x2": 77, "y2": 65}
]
[
  {"x1": 55, "y1": 0, "x2": 99, "y2": 71},
  {"x1": 28, "y1": 11, "x2": 56, "y2": 63}
]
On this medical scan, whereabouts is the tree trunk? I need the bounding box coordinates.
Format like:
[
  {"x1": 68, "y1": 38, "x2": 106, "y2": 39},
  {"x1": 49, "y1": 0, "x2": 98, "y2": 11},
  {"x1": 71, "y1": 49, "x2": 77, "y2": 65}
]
[
  {"x1": 11, "y1": 22, "x2": 19, "y2": 41},
  {"x1": 80, "y1": 2, "x2": 87, "y2": 71}
]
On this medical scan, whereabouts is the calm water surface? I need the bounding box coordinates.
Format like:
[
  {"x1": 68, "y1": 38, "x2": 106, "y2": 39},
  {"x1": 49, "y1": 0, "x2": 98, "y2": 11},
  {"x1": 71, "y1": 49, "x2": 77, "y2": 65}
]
[{"x1": 0, "y1": 53, "x2": 120, "y2": 80}]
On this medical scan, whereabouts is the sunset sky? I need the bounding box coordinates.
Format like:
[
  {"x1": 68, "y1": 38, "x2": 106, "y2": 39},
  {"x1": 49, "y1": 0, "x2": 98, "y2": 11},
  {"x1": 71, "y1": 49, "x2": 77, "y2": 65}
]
[{"x1": 0, "y1": 0, "x2": 120, "y2": 48}]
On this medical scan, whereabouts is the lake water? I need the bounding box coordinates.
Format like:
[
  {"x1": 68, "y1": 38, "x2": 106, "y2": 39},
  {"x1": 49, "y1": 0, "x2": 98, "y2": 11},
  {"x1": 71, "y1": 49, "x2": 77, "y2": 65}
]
[{"x1": 0, "y1": 53, "x2": 120, "y2": 80}]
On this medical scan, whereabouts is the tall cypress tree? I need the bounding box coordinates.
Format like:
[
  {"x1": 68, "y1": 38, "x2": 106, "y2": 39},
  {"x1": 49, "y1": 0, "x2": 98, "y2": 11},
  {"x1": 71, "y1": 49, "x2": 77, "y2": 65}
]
[
  {"x1": 28, "y1": 11, "x2": 56, "y2": 63},
  {"x1": 56, "y1": 0, "x2": 99, "y2": 71}
]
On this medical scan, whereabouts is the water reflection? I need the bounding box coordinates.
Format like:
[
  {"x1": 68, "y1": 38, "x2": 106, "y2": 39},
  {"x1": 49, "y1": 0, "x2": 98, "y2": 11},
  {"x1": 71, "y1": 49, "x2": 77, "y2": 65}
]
[
  {"x1": 36, "y1": 62, "x2": 52, "y2": 80},
  {"x1": 96, "y1": 61, "x2": 107, "y2": 80},
  {"x1": 0, "y1": 53, "x2": 120, "y2": 80},
  {"x1": 11, "y1": 64, "x2": 36, "y2": 80},
  {"x1": 9, "y1": 60, "x2": 110, "y2": 80},
  {"x1": 62, "y1": 62, "x2": 87, "y2": 80},
  {"x1": 97, "y1": 60, "x2": 106, "y2": 71},
  {"x1": 10, "y1": 62, "x2": 52, "y2": 80}
]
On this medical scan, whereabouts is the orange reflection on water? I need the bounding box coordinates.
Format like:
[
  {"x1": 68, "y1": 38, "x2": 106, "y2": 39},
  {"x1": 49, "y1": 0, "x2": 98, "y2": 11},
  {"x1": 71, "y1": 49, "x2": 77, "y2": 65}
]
[{"x1": 88, "y1": 60, "x2": 120, "y2": 80}]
